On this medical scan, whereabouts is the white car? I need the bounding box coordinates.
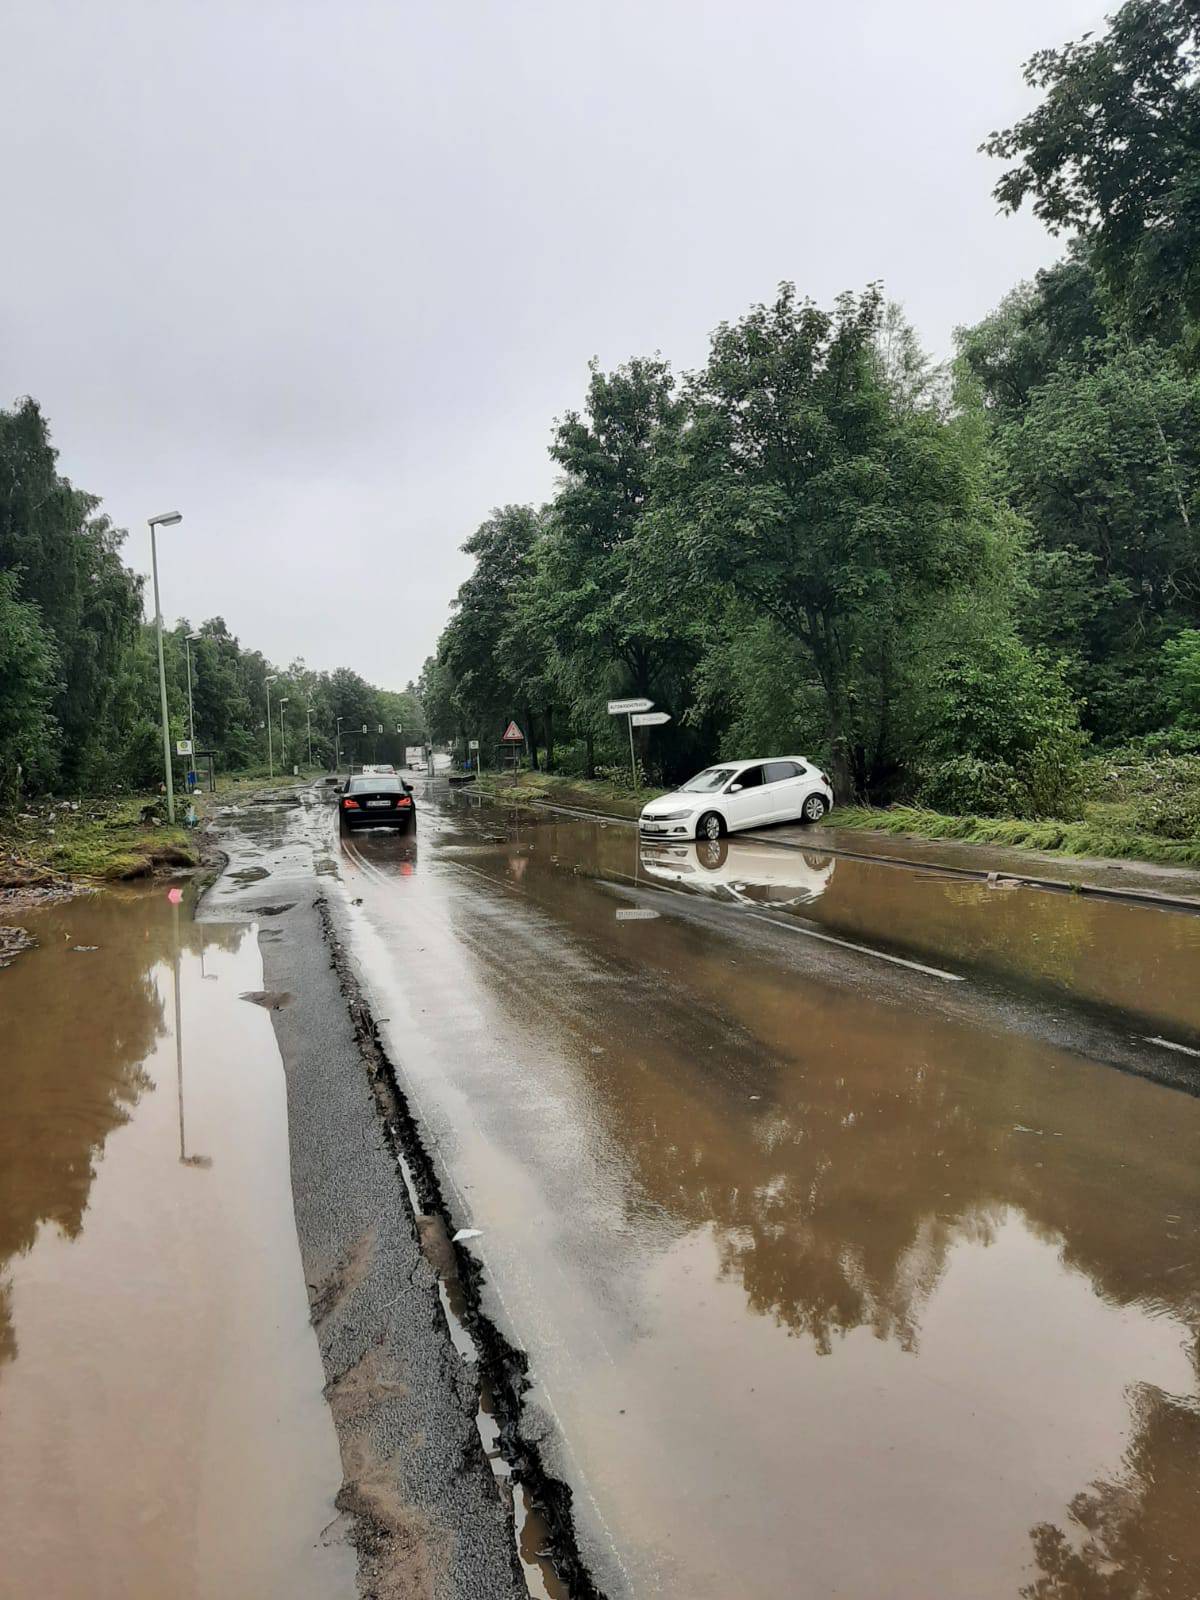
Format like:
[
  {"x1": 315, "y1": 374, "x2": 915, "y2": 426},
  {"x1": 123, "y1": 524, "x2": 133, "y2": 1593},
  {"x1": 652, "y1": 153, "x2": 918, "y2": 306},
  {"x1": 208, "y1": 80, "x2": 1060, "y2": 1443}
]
[
  {"x1": 638, "y1": 757, "x2": 833, "y2": 841},
  {"x1": 362, "y1": 763, "x2": 396, "y2": 776}
]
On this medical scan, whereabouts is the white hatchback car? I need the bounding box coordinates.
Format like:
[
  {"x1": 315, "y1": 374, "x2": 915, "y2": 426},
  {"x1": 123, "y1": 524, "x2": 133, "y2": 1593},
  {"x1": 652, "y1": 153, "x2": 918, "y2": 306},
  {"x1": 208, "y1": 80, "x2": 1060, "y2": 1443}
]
[{"x1": 638, "y1": 757, "x2": 833, "y2": 842}]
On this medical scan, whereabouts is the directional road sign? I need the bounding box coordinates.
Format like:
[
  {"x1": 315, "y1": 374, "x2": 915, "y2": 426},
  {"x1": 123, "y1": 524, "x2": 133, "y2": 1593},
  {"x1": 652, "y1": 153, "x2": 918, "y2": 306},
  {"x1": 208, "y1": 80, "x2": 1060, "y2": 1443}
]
[
  {"x1": 607, "y1": 697, "x2": 653, "y2": 716},
  {"x1": 631, "y1": 711, "x2": 671, "y2": 727}
]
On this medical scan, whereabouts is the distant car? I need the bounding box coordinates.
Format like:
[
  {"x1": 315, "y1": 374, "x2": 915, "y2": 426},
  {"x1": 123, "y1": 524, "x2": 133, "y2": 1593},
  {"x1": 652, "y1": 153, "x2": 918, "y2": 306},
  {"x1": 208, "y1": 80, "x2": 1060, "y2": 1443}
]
[
  {"x1": 339, "y1": 773, "x2": 415, "y2": 831},
  {"x1": 361, "y1": 763, "x2": 396, "y2": 776},
  {"x1": 638, "y1": 757, "x2": 833, "y2": 841}
]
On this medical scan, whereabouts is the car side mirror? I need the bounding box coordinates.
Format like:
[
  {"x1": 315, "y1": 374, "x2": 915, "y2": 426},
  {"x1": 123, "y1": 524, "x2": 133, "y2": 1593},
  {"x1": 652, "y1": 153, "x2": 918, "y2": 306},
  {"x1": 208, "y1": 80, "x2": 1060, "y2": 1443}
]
[
  {"x1": 403, "y1": 782, "x2": 413, "y2": 793},
  {"x1": 728, "y1": 783, "x2": 743, "y2": 793}
]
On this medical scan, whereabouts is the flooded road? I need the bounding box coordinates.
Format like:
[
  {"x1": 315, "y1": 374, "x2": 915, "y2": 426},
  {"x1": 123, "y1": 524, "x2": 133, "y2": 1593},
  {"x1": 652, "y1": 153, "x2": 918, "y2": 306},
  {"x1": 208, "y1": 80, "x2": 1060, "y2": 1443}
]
[
  {"x1": 0, "y1": 886, "x2": 352, "y2": 1600},
  {"x1": 336, "y1": 785, "x2": 1200, "y2": 1600}
]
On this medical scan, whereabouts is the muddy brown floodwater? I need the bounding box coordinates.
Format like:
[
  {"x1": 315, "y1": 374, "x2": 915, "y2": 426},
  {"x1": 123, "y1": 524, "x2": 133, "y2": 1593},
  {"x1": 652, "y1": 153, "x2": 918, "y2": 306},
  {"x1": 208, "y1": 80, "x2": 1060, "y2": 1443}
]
[
  {"x1": 0, "y1": 886, "x2": 352, "y2": 1600},
  {"x1": 336, "y1": 791, "x2": 1200, "y2": 1600}
]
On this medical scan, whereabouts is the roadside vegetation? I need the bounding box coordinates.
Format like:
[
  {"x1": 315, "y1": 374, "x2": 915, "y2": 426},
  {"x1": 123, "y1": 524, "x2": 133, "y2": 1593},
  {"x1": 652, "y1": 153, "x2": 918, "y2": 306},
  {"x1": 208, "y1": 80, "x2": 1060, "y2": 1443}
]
[
  {"x1": 837, "y1": 748, "x2": 1200, "y2": 869},
  {"x1": 416, "y1": 1, "x2": 1200, "y2": 872}
]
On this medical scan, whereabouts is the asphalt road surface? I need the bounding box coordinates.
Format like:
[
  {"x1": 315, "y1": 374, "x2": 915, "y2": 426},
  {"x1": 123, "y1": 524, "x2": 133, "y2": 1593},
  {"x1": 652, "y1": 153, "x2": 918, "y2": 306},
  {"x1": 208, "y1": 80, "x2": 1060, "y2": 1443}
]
[
  {"x1": 13, "y1": 775, "x2": 1192, "y2": 1598},
  {"x1": 312, "y1": 775, "x2": 1200, "y2": 1599}
]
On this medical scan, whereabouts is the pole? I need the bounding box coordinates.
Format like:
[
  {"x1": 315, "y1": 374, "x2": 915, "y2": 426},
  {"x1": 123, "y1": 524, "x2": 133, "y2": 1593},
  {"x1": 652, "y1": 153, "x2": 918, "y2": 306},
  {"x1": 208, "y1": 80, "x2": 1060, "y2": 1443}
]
[
  {"x1": 307, "y1": 707, "x2": 313, "y2": 768},
  {"x1": 335, "y1": 716, "x2": 343, "y2": 774},
  {"x1": 150, "y1": 522, "x2": 176, "y2": 824},
  {"x1": 172, "y1": 896, "x2": 185, "y2": 1162},
  {"x1": 266, "y1": 684, "x2": 274, "y2": 778},
  {"x1": 185, "y1": 636, "x2": 196, "y2": 789},
  {"x1": 628, "y1": 712, "x2": 638, "y2": 794},
  {"x1": 279, "y1": 703, "x2": 286, "y2": 766}
]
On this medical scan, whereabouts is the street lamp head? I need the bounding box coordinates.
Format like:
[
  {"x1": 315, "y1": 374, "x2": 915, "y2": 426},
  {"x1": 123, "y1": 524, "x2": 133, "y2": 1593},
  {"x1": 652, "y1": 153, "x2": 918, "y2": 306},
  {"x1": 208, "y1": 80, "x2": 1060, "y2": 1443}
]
[
  {"x1": 266, "y1": 674, "x2": 278, "y2": 685},
  {"x1": 149, "y1": 511, "x2": 183, "y2": 528},
  {"x1": 186, "y1": 630, "x2": 202, "y2": 641}
]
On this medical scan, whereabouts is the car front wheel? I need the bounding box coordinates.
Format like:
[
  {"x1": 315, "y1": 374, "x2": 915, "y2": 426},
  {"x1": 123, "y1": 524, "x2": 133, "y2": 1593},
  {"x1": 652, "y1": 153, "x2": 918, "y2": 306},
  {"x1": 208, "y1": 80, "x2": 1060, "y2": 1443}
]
[
  {"x1": 801, "y1": 795, "x2": 827, "y2": 823},
  {"x1": 696, "y1": 810, "x2": 724, "y2": 841}
]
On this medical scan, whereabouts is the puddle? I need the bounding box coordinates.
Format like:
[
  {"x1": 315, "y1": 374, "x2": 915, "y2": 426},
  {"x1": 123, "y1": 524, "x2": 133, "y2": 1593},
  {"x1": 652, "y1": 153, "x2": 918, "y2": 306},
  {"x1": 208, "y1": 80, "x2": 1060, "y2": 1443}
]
[
  {"x1": 338, "y1": 789, "x2": 1200, "y2": 1600},
  {"x1": 0, "y1": 885, "x2": 352, "y2": 1600}
]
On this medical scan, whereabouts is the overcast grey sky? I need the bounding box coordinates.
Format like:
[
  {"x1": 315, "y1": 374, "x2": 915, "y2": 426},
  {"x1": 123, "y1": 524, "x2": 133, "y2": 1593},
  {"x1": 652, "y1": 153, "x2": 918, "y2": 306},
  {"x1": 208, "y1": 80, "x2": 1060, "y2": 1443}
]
[{"x1": 2, "y1": 0, "x2": 1104, "y2": 691}]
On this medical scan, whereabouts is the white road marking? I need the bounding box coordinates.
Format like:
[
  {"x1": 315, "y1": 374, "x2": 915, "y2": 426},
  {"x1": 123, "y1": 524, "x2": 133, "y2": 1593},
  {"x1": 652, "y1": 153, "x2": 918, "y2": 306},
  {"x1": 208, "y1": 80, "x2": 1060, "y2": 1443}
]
[
  {"x1": 745, "y1": 911, "x2": 963, "y2": 981},
  {"x1": 1144, "y1": 1034, "x2": 1200, "y2": 1059}
]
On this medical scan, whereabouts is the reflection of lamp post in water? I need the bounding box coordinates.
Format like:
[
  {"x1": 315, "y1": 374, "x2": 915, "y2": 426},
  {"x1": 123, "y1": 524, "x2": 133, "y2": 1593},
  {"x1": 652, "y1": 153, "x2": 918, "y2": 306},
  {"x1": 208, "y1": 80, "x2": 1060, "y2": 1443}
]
[{"x1": 170, "y1": 888, "x2": 212, "y2": 1169}]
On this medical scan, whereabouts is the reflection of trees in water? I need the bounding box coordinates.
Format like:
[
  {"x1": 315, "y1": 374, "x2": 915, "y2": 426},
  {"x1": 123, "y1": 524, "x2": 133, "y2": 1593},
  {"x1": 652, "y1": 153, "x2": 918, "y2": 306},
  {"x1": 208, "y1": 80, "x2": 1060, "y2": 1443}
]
[
  {"x1": 0, "y1": 896, "x2": 240, "y2": 1368},
  {"x1": 1022, "y1": 1383, "x2": 1200, "y2": 1599}
]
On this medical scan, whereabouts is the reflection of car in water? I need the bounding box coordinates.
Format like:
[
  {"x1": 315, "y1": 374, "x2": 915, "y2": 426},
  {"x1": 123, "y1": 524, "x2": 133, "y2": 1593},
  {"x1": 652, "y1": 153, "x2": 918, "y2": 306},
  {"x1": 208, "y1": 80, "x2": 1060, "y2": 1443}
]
[{"x1": 639, "y1": 837, "x2": 835, "y2": 908}]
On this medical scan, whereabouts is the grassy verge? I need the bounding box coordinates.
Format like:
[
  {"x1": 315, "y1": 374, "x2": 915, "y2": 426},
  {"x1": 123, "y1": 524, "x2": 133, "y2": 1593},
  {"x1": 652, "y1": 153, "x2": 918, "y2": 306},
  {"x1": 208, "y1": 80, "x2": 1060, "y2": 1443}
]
[
  {"x1": 473, "y1": 769, "x2": 667, "y2": 819},
  {"x1": 833, "y1": 805, "x2": 1200, "y2": 868},
  {"x1": 1, "y1": 795, "x2": 199, "y2": 890}
]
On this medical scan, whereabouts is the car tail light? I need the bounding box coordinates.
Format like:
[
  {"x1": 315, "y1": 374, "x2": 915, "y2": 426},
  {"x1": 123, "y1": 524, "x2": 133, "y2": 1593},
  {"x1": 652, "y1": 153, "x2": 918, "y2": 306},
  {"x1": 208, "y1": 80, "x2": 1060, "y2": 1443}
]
[
  {"x1": 397, "y1": 796, "x2": 412, "y2": 806},
  {"x1": 342, "y1": 797, "x2": 360, "y2": 809},
  {"x1": 820, "y1": 772, "x2": 830, "y2": 786}
]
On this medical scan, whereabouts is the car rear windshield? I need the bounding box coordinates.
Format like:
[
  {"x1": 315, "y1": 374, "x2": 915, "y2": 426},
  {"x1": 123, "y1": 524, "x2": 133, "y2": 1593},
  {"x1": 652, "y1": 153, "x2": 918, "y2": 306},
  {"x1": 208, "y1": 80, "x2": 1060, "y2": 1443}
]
[
  {"x1": 350, "y1": 776, "x2": 402, "y2": 793},
  {"x1": 679, "y1": 768, "x2": 735, "y2": 793}
]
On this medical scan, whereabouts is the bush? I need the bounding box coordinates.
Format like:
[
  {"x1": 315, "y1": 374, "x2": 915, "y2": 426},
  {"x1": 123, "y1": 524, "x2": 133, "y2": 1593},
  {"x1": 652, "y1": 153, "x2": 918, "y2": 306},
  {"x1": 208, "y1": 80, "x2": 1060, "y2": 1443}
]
[
  {"x1": 918, "y1": 756, "x2": 1024, "y2": 816},
  {"x1": 914, "y1": 635, "x2": 1087, "y2": 818}
]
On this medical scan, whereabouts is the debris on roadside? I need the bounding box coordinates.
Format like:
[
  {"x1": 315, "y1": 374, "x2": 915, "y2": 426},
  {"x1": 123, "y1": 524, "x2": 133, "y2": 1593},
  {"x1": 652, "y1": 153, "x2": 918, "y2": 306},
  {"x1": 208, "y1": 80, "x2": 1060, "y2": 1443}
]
[{"x1": 0, "y1": 924, "x2": 35, "y2": 968}]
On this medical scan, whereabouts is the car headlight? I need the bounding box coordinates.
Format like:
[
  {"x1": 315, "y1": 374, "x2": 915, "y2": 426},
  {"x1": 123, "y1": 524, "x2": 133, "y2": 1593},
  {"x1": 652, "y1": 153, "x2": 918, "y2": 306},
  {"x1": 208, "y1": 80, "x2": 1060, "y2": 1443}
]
[{"x1": 645, "y1": 808, "x2": 692, "y2": 821}]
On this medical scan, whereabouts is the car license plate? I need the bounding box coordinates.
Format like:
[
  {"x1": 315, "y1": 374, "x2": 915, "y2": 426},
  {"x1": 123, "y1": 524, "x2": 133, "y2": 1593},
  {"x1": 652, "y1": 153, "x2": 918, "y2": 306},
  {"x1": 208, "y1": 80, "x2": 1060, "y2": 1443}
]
[
  {"x1": 642, "y1": 822, "x2": 666, "y2": 833},
  {"x1": 366, "y1": 799, "x2": 391, "y2": 808}
]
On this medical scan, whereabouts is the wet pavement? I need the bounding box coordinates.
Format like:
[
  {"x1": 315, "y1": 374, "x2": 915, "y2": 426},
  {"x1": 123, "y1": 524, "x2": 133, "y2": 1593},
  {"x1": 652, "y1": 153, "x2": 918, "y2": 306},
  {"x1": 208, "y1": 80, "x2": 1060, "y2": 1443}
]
[
  {"x1": 0, "y1": 884, "x2": 353, "y2": 1600},
  {"x1": 333, "y1": 782, "x2": 1200, "y2": 1600},
  {"x1": 4, "y1": 782, "x2": 1198, "y2": 1600}
]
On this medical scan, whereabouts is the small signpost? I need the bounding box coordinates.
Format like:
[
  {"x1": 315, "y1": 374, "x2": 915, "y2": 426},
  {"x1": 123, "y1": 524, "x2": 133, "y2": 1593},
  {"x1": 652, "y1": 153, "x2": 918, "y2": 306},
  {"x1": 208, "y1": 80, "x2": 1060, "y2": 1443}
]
[
  {"x1": 607, "y1": 698, "x2": 669, "y2": 792},
  {"x1": 175, "y1": 739, "x2": 193, "y2": 756}
]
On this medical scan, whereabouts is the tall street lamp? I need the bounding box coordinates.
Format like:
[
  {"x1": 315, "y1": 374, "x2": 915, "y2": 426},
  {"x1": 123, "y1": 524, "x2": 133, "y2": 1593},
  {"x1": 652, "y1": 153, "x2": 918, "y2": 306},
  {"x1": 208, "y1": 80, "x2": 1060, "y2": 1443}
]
[
  {"x1": 148, "y1": 511, "x2": 183, "y2": 823},
  {"x1": 265, "y1": 675, "x2": 278, "y2": 778},
  {"x1": 306, "y1": 705, "x2": 314, "y2": 768},
  {"x1": 184, "y1": 631, "x2": 201, "y2": 789},
  {"x1": 335, "y1": 715, "x2": 344, "y2": 774},
  {"x1": 279, "y1": 697, "x2": 289, "y2": 768}
]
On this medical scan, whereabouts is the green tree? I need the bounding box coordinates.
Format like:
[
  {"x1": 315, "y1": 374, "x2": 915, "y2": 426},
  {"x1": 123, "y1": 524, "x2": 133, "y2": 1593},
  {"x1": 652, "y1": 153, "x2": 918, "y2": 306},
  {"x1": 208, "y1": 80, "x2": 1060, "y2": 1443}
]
[
  {"x1": 669, "y1": 283, "x2": 997, "y2": 793},
  {"x1": 983, "y1": 0, "x2": 1200, "y2": 334},
  {"x1": 0, "y1": 570, "x2": 59, "y2": 803}
]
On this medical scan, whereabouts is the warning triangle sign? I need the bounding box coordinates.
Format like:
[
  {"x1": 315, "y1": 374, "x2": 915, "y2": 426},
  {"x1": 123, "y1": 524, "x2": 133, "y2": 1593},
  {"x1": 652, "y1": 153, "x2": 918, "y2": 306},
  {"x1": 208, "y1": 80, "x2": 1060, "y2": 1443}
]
[{"x1": 500, "y1": 720, "x2": 525, "y2": 742}]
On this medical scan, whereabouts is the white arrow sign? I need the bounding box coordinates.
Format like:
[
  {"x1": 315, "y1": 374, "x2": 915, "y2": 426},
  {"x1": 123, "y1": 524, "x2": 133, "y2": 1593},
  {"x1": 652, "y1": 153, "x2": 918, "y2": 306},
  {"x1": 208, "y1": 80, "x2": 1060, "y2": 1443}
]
[
  {"x1": 607, "y1": 697, "x2": 653, "y2": 715},
  {"x1": 631, "y1": 711, "x2": 671, "y2": 727}
]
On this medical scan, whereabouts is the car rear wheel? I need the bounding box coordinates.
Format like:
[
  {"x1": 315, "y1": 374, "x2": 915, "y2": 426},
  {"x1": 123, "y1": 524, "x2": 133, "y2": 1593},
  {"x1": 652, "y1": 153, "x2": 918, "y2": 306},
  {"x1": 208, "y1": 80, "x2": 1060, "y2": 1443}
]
[
  {"x1": 801, "y1": 795, "x2": 827, "y2": 823},
  {"x1": 697, "y1": 810, "x2": 724, "y2": 841}
]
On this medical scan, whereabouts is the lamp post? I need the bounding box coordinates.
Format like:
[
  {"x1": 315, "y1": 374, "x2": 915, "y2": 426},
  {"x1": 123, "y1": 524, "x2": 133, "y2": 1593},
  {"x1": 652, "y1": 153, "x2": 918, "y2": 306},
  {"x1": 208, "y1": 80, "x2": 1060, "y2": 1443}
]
[
  {"x1": 148, "y1": 511, "x2": 183, "y2": 823},
  {"x1": 265, "y1": 675, "x2": 278, "y2": 778},
  {"x1": 306, "y1": 705, "x2": 314, "y2": 769},
  {"x1": 335, "y1": 715, "x2": 344, "y2": 775},
  {"x1": 184, "y1": 631, "x2": 201, "y2": 789},
  {"x1": 279, "y1": 697, "x2": 289, "y2": 767}
]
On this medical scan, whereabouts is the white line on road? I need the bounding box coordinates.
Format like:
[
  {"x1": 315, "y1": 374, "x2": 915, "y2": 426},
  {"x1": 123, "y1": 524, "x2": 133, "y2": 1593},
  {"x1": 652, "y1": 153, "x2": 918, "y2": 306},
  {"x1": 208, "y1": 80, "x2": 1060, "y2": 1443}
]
[
  {"x1": 745, "y1": 911, "x2": 964, "y2": 982},
  {"x1": 1144, "y1": 1034, "x2": 1200, "y2": 1059}
]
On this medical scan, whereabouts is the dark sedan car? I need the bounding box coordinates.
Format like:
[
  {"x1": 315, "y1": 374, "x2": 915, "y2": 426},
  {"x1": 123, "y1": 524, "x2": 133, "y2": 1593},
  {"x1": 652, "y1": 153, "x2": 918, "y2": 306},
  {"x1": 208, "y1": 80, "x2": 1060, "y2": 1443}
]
[{"x1": 338, "y1": 773, "x2": 415, "y2": 831}]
